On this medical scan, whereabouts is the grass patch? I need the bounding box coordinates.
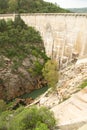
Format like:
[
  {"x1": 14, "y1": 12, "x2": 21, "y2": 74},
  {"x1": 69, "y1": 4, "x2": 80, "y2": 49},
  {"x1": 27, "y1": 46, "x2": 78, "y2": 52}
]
[{"x1": 79, "y1": 79, "x2": 87, "y2": 89}]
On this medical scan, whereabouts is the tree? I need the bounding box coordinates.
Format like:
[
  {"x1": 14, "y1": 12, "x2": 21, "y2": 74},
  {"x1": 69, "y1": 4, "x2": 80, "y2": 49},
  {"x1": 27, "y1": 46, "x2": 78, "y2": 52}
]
[
  {"x1": 0, "y1": 19, "x2": 7, "y2": 32},
  {"x1": 42, "y1": 60, "x2": 58, "y2": 89},
  {"x1": 8, "y1": 0, "x2": 19, "y2": 13},
  {"x1": 0, "y1": 0, "x2": 8, "y2": 13},
  {"x1": 14, "y1": 14, "x2": 27, "y2": 30}
]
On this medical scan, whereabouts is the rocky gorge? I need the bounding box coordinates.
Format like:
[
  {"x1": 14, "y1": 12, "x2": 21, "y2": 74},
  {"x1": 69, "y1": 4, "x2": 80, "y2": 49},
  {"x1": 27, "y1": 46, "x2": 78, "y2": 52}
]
[{"x1": 0, "y1": 55, "x2": 46, "y2": 100}]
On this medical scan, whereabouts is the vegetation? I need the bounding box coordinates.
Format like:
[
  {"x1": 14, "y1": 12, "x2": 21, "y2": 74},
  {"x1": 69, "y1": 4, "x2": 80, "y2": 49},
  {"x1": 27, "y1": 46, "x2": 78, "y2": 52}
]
[
  {"x1": 79, "y1": 79, "x2": 87, "y2": 89},
  {"x1": 0, "y1": 0, "x2": 70, "y2": 13},
  {"x1": 68, "y1": 7, "x2": 87, "y2": 13},
  {"x1": 0, "y1": 106, "x2": 24, "y2": 130},
  {"x1": 0, "y1": 100, "x2": 7, "y2": 113},
  {"x1": 42, "y1": 60, "x2": 58, "y2": 89},
  {"x1": 0, "y1": 15, "x2": 48, "y2": 76},
  {"x1": 10, "y1": 106, "x2": 56, "y2": 130},
  {"x1": 0, "y1": 105, "x2": 56, "y2": 130}
]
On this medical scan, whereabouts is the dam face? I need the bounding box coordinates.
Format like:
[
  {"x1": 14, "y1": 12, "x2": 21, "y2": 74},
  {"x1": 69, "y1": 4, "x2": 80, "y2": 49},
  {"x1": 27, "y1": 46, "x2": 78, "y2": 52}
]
[{"x1": 0, "y1": 13, "x2": 87, "y2": 63}]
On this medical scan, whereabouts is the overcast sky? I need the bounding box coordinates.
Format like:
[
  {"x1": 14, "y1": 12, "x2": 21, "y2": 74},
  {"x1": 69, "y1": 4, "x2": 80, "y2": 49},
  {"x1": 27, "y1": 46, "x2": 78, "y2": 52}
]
[{"x1": 44, "y1": 0, "x2": 87, "y2": 8}]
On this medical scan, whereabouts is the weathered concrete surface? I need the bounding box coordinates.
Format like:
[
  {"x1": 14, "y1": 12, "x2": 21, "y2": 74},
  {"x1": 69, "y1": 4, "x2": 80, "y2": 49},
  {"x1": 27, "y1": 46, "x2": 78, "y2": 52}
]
[
  {"x1": 78, "y1": 124, "x2": 87, "y2": 130},
  {"x1": 51, "y1": 87, "x2": 87, "y2": 130}
]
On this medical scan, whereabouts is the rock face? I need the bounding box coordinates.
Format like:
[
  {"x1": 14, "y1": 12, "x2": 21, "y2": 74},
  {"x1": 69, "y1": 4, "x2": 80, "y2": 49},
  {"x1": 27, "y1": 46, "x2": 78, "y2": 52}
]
[
  {"x1": 57, "y1": 58, "x2": 87, "y2": 102},
  {"x1": 11, "y1": 98, "x2": 34, "y2": 110},
  {"x1": 0, "y1": 55, "x2": 46, "y2": 101}
]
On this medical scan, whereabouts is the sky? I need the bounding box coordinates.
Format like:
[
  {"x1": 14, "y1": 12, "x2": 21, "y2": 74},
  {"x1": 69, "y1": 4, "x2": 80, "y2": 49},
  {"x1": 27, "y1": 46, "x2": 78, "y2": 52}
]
[{"x1": 44, "y1": 0, "x2": 87, "y2": 8}]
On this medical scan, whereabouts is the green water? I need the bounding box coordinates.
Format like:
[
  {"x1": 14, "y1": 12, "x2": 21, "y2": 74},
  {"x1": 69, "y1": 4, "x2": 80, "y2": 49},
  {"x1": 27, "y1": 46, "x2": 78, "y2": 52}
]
[{"x1": 21, "y1": 86, "x2": 48, "y2": 99}]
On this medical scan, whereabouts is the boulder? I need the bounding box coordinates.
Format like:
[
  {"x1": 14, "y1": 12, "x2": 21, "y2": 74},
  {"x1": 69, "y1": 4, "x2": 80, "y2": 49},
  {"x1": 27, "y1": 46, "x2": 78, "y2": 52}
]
[
  {"x1": 11, "y1": 98, "x2": 26, "y2": 110},
  {"x1": 25, "y1": 98, "x2": 34, "y2": 105}
]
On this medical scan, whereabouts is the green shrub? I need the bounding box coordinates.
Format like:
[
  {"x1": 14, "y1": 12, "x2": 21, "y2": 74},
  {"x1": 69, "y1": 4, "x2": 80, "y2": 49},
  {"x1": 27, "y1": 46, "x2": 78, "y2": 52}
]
[
  {"x1": 0, "y1": 100, "x2": 6, "y2": 113},
  {"x1": 35, "y1": 122, "x2": 49, "y2": 130},
  {"x1": 9, "y1": 106, "x2": 56, "y2": 130},
  {"x1": 0, "y1": 110, "x2": 12, "y2": 130},
  {"x1": 79, "y1": 79, "x2": 87, "y2": 89}
]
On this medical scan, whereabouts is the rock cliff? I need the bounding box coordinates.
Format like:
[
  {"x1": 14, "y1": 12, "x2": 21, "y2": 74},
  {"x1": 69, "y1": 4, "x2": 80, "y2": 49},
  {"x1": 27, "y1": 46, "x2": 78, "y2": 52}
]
[{"x1": 0, "y1": 55, "x2": 47, "y2": 101}]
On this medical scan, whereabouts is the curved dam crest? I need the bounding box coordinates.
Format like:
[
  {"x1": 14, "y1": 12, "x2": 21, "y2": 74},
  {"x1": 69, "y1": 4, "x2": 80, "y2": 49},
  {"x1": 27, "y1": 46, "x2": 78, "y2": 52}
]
[{"x1": 0, "y1": 13, "x2": 87, "y2": 62}]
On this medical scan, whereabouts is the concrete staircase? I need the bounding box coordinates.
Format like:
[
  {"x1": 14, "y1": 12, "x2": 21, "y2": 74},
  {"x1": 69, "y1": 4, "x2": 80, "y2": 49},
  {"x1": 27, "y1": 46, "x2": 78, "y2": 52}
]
[
  {"x1": 78, "y1": 124, "x2": 87, "y2": 130},
  {"x1": 51, "y1": 87, "x2": 87, "y2": 130}
]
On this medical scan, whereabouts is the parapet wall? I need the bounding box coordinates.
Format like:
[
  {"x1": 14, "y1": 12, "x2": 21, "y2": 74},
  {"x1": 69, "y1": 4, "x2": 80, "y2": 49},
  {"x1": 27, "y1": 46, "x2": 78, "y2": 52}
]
[{"x1": 0, "y1": 13, "x2": 87, "y2": 63}]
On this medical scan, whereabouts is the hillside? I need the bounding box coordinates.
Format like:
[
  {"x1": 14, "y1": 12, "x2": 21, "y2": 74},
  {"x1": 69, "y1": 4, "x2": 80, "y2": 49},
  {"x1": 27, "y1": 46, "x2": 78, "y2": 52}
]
[
  {"x1": 68, "y1": 7, "x2": 87, "y2": 13},
  {"x1": 0, "y1": 15, "x2": 48, "y2": 101},
  {"x1": 0, "y1": 0, "x2": 70, "y2": 13}
]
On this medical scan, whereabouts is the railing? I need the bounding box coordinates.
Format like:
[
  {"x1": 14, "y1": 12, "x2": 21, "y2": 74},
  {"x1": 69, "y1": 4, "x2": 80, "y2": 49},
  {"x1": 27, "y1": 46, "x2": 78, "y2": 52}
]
[{"x1": 0, "y1": 13, "x2": 87, "y2": 17}]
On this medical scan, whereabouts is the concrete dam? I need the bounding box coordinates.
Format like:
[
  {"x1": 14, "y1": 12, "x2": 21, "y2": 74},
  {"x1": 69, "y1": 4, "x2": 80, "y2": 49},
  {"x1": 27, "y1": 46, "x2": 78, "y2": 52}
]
[{"x1": 1, "y1": 13, "x2": 87, "y2": 64}]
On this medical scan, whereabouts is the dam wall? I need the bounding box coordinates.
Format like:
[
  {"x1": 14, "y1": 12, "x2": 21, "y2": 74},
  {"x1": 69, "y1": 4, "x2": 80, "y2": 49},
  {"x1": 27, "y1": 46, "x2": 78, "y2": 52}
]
[{"x1": 0, "y1": 13, "x2": 87, "y2": 64}]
